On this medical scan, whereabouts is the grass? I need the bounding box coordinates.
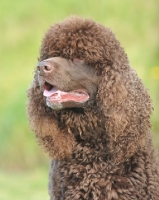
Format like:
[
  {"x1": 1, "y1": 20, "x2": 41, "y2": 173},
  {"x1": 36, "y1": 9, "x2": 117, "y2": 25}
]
[{"x1": 0, "y1": 168, "x2": 49, "y2": 200}]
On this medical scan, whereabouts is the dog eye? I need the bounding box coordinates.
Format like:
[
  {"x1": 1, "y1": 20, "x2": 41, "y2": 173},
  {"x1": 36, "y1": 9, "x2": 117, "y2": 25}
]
[{"x1": 73, "y1": 58, "x2": 85, "y2": 65}]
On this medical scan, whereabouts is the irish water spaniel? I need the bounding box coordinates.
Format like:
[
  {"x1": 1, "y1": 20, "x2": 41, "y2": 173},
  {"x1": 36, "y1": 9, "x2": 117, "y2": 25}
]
[{"x1": 27, "y1": 16, "x2": 159, "y2": 199}]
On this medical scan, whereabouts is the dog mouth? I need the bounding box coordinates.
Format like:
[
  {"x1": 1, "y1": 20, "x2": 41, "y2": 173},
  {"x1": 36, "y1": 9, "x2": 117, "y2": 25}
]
[{"x1": 43, "y1": 81, "x2": 89, "y2": 106}]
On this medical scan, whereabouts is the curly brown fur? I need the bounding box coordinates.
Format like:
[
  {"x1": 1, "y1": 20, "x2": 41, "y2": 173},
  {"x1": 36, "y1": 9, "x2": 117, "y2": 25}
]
[{"x1": 27, "y1": 16, "x2": 159, "y2": 199}]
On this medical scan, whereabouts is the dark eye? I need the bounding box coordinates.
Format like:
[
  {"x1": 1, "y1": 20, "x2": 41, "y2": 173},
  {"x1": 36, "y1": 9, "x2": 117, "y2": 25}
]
[
  {"x1": 73, "y1": 58, "x2": 85, "y2": 65},
  {"x1": 74, "y1": 58, "x2": 83, "y2": 61}
]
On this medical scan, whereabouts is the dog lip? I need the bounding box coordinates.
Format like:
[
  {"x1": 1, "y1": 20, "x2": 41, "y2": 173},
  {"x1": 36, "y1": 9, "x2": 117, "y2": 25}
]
[
  {"x1": 43, "y1": 81, "x2": 54, "y2": 91},
  {"x1": 42, "y1": 82, "x2": 89, "y2": 103},
  {"x1": 43, "y1": 87, "x2": 89, "y2": 103}
]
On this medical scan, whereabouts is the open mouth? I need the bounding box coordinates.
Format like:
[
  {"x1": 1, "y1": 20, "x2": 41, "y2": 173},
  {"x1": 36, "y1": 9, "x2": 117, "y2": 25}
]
[{"x1": 43, "y1": 82, "x2": 89, "y2": 104}]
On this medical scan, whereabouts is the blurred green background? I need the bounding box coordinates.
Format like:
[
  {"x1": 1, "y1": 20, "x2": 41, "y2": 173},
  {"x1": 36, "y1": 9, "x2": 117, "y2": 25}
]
[{"x1": 0, "y1": 0, "x2": 159, "y2": 199}]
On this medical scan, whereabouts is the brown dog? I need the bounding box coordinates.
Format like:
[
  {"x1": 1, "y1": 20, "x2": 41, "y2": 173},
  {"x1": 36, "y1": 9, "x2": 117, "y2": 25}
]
[{"x1": 27, "y1": 16, "x2": 159, "y2": 199}]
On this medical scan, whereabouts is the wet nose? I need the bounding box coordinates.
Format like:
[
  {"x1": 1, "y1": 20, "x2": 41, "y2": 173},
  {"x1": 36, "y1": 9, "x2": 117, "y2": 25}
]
[{"x1": 37, "y1": 61, "x2": 53, "y2": 75}]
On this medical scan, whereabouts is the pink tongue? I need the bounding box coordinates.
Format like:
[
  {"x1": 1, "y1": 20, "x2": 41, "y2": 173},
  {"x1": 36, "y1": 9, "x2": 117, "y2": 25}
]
[
  {"x1": 43, "y1": 88, "x2": 59, "y2": 97},
  {"x1": 43, "y1": 88, "x2": 89, "y2": 103}
]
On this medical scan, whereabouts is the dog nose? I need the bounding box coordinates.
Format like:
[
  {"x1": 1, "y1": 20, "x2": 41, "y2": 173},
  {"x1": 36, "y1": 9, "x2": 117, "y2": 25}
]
[{"x1": 37, "y1": 61, "x2": 53, "y2": 75}]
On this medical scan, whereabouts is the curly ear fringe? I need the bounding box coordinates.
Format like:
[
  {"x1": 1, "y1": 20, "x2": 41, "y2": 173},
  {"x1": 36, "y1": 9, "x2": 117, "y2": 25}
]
[
  {"x1": 27, "y1": 79, "x2": 75, "y2": 160},
  {"x1": 29, "y1": 114, "x2": 75, "y2": 159},
  {"x1": 97, "y1": 65, "x2": 152, "y2": 163}
]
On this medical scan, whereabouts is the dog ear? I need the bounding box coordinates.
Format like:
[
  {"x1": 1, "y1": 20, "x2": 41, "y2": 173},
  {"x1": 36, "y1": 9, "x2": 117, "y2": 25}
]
[
  {"x1": 96, "y1": 65, "x2": 152, "y2": 163},
  {"x1": 27, "y1": 72, "x2": 75, "y2": 159}
]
